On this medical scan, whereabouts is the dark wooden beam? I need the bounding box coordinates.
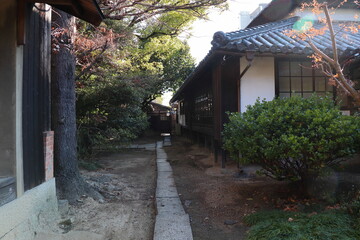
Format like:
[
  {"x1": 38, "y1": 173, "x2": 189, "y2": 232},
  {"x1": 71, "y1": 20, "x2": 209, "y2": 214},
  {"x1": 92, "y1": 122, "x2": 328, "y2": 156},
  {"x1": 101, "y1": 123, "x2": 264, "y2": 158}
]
[
  {"x1": 26, "y1": 0, "x2": 72, "y2": 5},
  {"x1": 70, "y1": 0, "x2": 84, "y2": 16},
  {"x1": 17, "y1": 0, "x2": 26, "y2": 45}
]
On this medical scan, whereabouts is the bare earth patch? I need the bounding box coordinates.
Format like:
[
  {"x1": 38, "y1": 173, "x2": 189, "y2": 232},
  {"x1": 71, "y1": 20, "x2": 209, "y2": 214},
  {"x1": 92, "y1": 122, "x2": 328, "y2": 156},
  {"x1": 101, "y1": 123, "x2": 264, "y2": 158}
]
[
  {"x1": 66, "y1": 148, "x2": 157, "y2": 240},
  {"x1": 165, "y1": 136, "x2": 295, "y2": 240}
]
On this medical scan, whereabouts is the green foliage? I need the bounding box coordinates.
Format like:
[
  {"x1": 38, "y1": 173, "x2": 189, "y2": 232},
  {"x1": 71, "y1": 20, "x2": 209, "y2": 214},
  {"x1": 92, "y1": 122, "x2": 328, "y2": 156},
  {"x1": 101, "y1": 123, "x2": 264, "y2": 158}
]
[
  {"x1": 75, "y1": 21, "x2": 194, "y2": 158},
  {"x1": 342, "y1": 190, "x2": 360, "y2": 218},
  {"x1": 76, "y1": 76, "x2": 149, "y2": 157},
  {"x1": 223, "y1": 95, "x2": 360, "y2": 182},
  {"x1": 74, "y1": 0, "x2": 215, "y2": 157},
  {"x1": 244, "y1": 210, "x2": 360, "y2": 240},
  {"x1": 128, "y1": 35, "x2": 195, "y2": 94}
]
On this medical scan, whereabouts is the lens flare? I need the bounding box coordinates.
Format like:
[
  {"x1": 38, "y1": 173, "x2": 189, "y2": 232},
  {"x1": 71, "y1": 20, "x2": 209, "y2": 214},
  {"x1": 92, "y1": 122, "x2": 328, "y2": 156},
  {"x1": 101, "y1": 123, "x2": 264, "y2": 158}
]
[{"x1": 293, "y1": 16, "x2": 315, "y2": 32}]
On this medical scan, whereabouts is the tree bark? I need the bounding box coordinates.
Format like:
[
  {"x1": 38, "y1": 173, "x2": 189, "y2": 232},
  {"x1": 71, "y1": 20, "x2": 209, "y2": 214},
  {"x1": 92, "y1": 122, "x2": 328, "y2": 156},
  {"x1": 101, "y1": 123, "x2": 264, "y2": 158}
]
[
  {"x1": 51, "y1": 10, "x2": 103, "y2": 203},
  {"x1": 306, "y1": 5, "x2": 360, "y2": 107}
]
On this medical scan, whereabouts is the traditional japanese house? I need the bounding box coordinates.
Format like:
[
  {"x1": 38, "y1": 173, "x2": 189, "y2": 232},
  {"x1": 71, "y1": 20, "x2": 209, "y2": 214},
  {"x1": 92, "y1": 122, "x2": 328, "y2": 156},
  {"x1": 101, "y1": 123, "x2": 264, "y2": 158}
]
[
  {"x1": 0, "y1": 1, "x2": 102, "y2": 239},
  {"x1": 171, "y1": 0, "x2": 360, "y2": 166}
]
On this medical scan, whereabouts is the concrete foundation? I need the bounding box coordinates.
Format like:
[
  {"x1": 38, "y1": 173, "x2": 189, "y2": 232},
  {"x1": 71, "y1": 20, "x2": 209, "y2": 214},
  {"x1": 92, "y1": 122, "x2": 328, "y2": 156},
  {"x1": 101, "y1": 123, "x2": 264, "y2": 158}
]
[{"x1": 0, "y1": 179, "x2": 59, "y2": 240}]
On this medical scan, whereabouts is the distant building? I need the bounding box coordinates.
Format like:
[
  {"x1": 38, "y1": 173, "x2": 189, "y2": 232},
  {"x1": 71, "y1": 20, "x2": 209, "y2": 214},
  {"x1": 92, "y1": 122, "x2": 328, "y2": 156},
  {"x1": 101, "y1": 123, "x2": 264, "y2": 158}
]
[{"x1": 240, "y1": 3, "x2": 269, "y2": 29}]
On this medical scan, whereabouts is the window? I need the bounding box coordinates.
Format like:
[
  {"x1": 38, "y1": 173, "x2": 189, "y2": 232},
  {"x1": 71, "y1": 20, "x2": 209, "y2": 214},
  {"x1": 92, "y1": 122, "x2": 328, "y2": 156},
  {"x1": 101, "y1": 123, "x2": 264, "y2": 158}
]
[
  {"x1": 194, "y1": 90, "x2": 213, "y2": 124},
  {"x1": 277, "y1": 59, "x2": 333, "y2": 98},
  {"x1": 160, "y1": 114, "x2": 169, "y2": 121},
  {"x1": 179, "y1": 101, "x2": 185, "y2": 115}
]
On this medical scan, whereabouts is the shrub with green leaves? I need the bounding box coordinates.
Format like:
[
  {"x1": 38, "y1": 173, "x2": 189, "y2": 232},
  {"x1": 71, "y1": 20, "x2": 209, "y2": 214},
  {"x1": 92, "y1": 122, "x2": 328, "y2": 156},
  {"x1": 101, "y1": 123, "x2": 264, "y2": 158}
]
[
  {"x1": 223, "y1": 95, "x2": 360, "y2": 182},
  {"x1": 243, "y1": 210, "x2": 360, "y2": 240},
  {"x1": 76, "y1": 78, "x2": 149, "y2": 158}
]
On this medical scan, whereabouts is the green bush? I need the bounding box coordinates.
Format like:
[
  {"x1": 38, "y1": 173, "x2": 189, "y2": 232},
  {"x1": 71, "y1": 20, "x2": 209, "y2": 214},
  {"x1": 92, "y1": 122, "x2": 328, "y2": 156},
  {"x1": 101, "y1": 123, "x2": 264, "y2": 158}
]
[
  {"x1": 76, "y1": 79, "x2": 149, "y2": 158},
  {"x1": 223, "y1": 95, "x2": 360, "y2": 182},
  {"x1": 243, "y1": 210, "x2": 360, "y2": 240}
]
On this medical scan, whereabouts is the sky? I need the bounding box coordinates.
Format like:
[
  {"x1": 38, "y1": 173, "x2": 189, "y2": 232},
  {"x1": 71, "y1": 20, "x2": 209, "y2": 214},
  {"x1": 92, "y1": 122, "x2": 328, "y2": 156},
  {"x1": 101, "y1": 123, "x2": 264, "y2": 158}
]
[
  {"x1": 186, "y1": 0, "x2": 271, "y2": 63},
  {"x1": 162, "y1": 0, "x2": 271, "y2": 105}
]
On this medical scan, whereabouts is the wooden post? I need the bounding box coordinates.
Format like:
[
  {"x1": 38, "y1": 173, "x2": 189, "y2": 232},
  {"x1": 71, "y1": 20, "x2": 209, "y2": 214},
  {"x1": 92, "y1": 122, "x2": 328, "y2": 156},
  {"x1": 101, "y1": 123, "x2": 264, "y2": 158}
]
[
  {"x1": 17, "y1": 0, "x2": 26, "y2": 45},
  {"x1": 221, "y1": 149, "x2": 226, "y2": 168},
  {"x1": 214, "y1": 140, "x2": 218, "y2": 163}
]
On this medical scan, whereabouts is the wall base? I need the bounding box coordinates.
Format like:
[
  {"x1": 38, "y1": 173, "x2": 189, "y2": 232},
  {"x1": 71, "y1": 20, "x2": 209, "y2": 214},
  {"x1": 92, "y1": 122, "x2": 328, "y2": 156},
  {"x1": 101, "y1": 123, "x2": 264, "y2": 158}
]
[{"x1": 0, "y1": 178, "x2": 59, "y2": 240}]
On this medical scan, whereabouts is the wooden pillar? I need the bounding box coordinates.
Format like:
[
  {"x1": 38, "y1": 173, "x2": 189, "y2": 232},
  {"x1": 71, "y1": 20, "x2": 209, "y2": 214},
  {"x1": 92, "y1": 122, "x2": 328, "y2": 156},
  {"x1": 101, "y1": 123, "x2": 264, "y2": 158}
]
[
  {"x1": 214, "y1": 140, "x2": 219, "y2": 163},
  {"x1": 212, "y1": 59, "x2": 223, "y2": 165},
  {"x1": 221, "y1": 149, "x2": 226, "y2": 168},
  {"x1": 204, "y1": 135, "x2": 208, "y2": 149}
]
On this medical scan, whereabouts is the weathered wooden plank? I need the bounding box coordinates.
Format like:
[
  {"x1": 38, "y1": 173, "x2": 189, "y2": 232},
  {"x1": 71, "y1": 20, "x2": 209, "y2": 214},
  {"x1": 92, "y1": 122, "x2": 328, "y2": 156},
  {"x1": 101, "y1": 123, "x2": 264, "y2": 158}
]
[
  {"x1": 17, "y1": 0, "x2": 26, "y2": 45},
  {"x1": 23, "y1": 3, "x2": 50, "y2": 190},
  {"x1": 212, "y1": 60, "x2": 222, "y2": 141}
]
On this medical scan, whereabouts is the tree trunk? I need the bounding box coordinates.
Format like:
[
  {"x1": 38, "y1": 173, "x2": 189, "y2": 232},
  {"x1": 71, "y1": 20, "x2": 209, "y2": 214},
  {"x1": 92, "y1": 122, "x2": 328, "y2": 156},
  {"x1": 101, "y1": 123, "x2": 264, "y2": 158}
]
[{"x1": 51, "y1": 10, "x2": 102, "y2": 203}]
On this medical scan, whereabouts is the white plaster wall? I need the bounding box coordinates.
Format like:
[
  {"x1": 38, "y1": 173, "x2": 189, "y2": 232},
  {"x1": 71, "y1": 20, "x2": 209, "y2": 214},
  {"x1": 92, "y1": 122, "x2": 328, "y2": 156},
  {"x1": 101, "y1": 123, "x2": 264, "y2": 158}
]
[
  {"x1": 178, "y1": 115, "x2": 186, "y2": 126},
  {"x1": 0, "y1": 179, "x2": 60, "y2": 240},
  {"x1": 292, "y1": 8, "x2": 360, "y2": 22},
  {"x1": 177, "y1": 101, "x2": 186, "y2": 126},
  {"x1": 240, "y1": 56, "x2": 275, "y2": 112}
]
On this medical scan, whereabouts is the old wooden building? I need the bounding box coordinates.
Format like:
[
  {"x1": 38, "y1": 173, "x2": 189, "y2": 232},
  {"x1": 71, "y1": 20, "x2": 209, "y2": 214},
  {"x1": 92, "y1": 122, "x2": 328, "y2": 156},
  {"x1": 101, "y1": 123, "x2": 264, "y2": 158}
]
[
  {"x1": 171, "y1": 0, "x2": 360, "y2": 166},
  {"x1": 0, "y1": 1, "x2": 102, "y2": 239}
]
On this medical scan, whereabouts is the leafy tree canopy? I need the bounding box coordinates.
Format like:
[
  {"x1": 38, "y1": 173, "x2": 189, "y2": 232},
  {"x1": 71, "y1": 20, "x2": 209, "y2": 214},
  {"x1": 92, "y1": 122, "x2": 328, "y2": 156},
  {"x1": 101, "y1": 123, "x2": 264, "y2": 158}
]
[{"x1": 74, "y1": 0, "x2": 225, "y2": 155}]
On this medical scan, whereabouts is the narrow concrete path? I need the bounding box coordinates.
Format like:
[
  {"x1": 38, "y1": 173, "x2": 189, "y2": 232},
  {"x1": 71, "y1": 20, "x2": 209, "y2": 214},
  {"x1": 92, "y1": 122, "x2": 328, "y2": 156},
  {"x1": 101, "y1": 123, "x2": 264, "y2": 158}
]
[{"x1": 153, "y1": 141, "x2": 193, "y2": 240}]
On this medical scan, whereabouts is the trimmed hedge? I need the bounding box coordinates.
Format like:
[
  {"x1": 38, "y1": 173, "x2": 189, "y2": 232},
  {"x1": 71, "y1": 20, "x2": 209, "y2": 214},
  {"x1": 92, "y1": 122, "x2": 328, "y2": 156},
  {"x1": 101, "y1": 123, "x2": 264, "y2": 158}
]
[{"x1": 223, "y1": 95, "x2": 360, "y2": 182}]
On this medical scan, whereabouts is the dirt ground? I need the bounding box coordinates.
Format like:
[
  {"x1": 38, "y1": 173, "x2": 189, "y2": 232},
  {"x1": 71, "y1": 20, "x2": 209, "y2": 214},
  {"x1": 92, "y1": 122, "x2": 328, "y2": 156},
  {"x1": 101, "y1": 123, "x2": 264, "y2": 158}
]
[
  {"x1": 49, "y1": 132, "x2": 360, "y2": 240},
  {"x1": 60, "y1": 133, "x2": 337, "y2": 240},
  {"x1": 165, "y1": 136, "x2": 299, "y2": 240},
  {"x1": 65, "y1": 146, "x2": 157, "y2": 240}
]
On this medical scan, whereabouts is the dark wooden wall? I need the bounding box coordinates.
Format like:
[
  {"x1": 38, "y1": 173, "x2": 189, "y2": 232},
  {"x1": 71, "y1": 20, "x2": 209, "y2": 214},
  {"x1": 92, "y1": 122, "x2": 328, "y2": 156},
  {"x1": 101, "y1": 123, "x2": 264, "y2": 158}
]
[
  {"x1": 177, "y1": 54, "x2": 240, "y2": 166},
  {"x1": 149, "y1": 113, "x2": 172, "y2": 132},
  {"x1": 213, "y1": 56, "x2": 239, "y2": 141},
  {"x1": 22, "y1": 3, "x2": 51, "y2": 191},
  {"x1": 221, "y1": 56, "x2": 240, "y2": 121}
]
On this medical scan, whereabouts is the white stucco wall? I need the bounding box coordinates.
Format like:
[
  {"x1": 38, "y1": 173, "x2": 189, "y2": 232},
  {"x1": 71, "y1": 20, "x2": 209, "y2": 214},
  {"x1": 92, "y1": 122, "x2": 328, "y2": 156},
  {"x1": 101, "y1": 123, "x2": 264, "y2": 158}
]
[
  {"x1": 177, "y1": 101, "x2": 186, "y2": 126},
  {"x1": 240, "y1": 56, "x2": 275, "y2": 112},
  {"x1": 178, "y1": 115, "x2": 186, "y2": 126}
]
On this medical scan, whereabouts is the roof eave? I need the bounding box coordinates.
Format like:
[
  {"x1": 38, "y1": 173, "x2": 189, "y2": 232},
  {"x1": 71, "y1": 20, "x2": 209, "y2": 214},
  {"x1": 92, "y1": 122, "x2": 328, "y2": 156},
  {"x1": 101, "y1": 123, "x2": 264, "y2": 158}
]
[
  {"x1": 170, "y1": 49, "x2": 246, "y2": 103},
  {"x1": 170, "y1": 51, "x2": 216, "y2": 103},
  {"x1": 32, "y1": 0, "x2": 104, "y2": 26},
  {"x1": 247, "y1": 0, "x2": 358, "y2": 28},
  {"x1": 247, "y1": 0, "x2": 301, "y2": 28}
]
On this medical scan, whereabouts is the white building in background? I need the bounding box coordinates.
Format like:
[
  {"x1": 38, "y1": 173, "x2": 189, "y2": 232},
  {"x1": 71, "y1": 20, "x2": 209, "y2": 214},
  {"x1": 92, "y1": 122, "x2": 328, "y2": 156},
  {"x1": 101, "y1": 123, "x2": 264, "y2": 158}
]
[{"x1": 240, "y1": 3, "x2": 269, "y2": 29}]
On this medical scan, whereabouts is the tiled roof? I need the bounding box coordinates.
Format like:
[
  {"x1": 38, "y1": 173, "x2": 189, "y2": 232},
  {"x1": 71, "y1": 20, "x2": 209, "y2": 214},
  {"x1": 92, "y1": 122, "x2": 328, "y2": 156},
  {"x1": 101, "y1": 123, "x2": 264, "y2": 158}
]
[
  {"x1": 211, "y1": 17, "x2": 360, "y2": 56},
  {"x1": 171, "y1": 17, "x2": 360, "y2": 102}
]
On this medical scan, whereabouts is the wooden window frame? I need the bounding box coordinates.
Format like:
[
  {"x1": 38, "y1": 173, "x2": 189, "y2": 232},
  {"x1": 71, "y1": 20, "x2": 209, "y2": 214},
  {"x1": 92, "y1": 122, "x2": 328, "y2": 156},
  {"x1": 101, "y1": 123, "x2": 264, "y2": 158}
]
[
  {"x1": 193, "y1": 88, "x2": 214, "y2": 125},
  {"x1": 275, "y1": 57, "x2": 335, "y2": 98}
]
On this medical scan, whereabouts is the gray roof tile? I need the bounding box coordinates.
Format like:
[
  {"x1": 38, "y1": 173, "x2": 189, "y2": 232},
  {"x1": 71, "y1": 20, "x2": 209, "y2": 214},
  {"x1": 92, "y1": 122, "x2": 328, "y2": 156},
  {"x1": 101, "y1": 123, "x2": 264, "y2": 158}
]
[
  {"x1": 171, "y1": 16, "x2": 360, "y2": 102},
  {"x1": 212, "y1": 17, "x2": 360, "y2": 56}
]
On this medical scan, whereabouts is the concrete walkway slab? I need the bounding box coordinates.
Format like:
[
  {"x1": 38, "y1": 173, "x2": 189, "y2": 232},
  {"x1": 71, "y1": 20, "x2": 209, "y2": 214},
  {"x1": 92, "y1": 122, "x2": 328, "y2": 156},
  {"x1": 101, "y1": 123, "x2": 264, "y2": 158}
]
[
  {"x1": 154, "y1": 214, "x2": 193, "y2": 240},
  {"x1": 157, "y1": 158, "x2": 168, "y2": 163},
  {"x1": 157, "y1": 171, "x2": 174, "y2": 180},
  {"x1": 156, "y1": 185, "x2": 179, "y2": 198},
  {"x1": 157, "y1": 162, "x2": 172, "y2": 172},
  {"x1": 154, "y1": 141, "x2": 193, "y2": 240},
  {"x1": 156, "y1": 197, "x2": 186, "y2": 215}
]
